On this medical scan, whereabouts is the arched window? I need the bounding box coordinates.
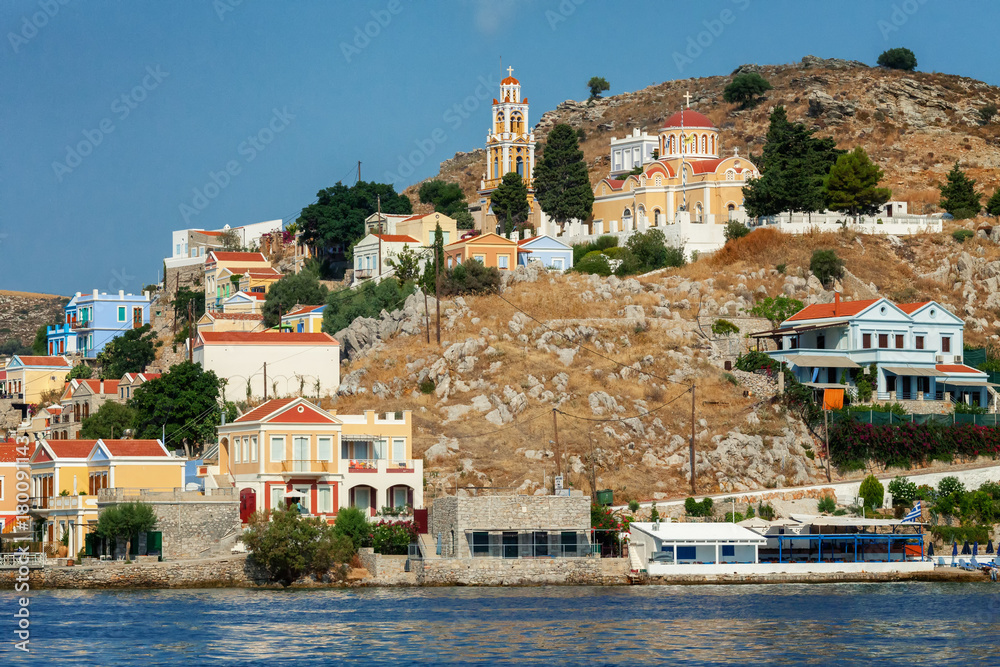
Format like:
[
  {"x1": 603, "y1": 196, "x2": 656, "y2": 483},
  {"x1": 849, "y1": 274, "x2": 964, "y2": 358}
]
[
  {"x1": 637, "y1": 204, "x2": 646, "y2": 225},
  {"x1": 516, "y1": 156, "x2": 524, "y2": 176},
  {"x1": 511, "y1": 112, "x2": 523, "y2": 134},
  {"x1": 601, "y1": 184, "x2": 607, "y2": 195},
  {"x1": 654, "y1": 175, "x2": 662, "y2": 186},
  {"x1": 711, "y1": 135, "x2": 716, "y2": 155},
  {"x1": 622, "y1": 208, "x2": 633, "y2": 230},
  {"x1": 744, "y1": 171, "x2": 752, "y2": 181},
  {"x1": 726, "y1": 169, "x2": 735, "y2": 181},
  {"x1": 493, "y1": 157, "x2": 499, "y2": 179},
  {"x1": 695, "y1": 202, "x2": 704, "y2": 222},
  {"x1": 653, "y1": 209, "x2": 662, "y2": 225},
  {"x1": 701, "y1": 135, "x2": 707, "y2": 154},
  {"x1": 495, "y1": 112, "x2": 505, "y2": 133},
  {"x1": 727, "y1": 203, "x2": 736, "y2": 220}
]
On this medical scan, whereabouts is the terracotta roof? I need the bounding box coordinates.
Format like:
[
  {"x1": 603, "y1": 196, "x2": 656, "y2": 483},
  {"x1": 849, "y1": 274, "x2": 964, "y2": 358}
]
[
  {"x1": 690, "y1": 158, "x2": 725, "y2": 174},
  {"x1": 283, "y1": 305, "x2": 324, "y2": 318},
  {"x1": 501, "y1": 75, "x2": 520, "y2": 85},
  {"x1": 210, "y1": 313, "x2": 264, "y2": 321},
  {"x1": 662, "y1": 109, "x2": 715, "y2": 129},
  {"x1": 227, "y1": 291, "x2": 266, "y2": 301},
  {"x1": 198, "y1": 331, "x2": 338, "y2": 345},
  {"x1": 194, "y1": 230, "x2": 225, "y2": 236},
  {"x1": 76, "y1": 379, "x2": 119, "y2": 395},
  {"x1": 138, "y1": 373, "x2": 161, "y2": 381},
  {"x1": 243, "y1": 269, "x2": 282, "y2": 278},
  {"x1": 786, "y1": 299, "x2": 879, "y2": 322},
  {"x1": 218, "y1": 266, "x2": 256, "y2": 275},
  {"x1": 47, "y1": 440, "x2": 98, "y2": 459},
  {"x1": 235, "y1": 398, "x2": 297, "y2": 422},
  {"x1": 936, "y1": 364, "x2": 986, "y2": 374},
  {"x1": 604, "y1": 179, "x2": 625, "y2": 189},
  {"x1": 101, "y1": 439, "x2": 168, "y2": 457},
  {"x1": 897, "y1": 301, "x2": 931, "y2": 314},
  {"x1": 13, "y1": 356, "x2": 70, "y2": 367},
  {"x1": 374, "y1": 234, "x2": 420, "y2": 243},
  {"x1": 0, "y1": 443, "x2": 28, "y2": 463},
  {"x1": 208, "y1": 251, "x2": 268, "y2": 263}
]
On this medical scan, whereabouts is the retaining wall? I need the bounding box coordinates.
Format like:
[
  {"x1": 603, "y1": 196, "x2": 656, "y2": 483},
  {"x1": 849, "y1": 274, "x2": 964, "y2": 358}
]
[{"x1": 413, "y1": 556, "x2": 629, "y2": 586}]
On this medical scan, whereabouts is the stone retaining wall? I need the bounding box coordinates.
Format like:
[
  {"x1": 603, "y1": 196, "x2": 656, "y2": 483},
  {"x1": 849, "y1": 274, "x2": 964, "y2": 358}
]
[
  {"x1": 144, "y1": 499, "x2": 241, "y2": 560},
  {"x1": 0, "y1": 556, "x2": 259, "y2": 589},
  {"x1": 357, "y1": 548, "x2": 415, "y2": 585},
  {"x1": 413, "y1": 556, "x2": 629, "y2": 586}
]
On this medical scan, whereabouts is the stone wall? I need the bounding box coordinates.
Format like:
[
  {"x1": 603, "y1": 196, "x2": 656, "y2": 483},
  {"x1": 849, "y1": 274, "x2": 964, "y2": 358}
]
[
  {"x1": 413, "y1": 556, "x2": 629, "y2": 586},
  {"x1": 429, "y1": 495, "x2": 591, "y2": 558},
  {"x1": 0, "y1": 556, "x2": 259, "y2": 589},
  {"x1": 357, "y1": 548, "x2": 415, "y2": 585},
  {"x1": 98, "y1": 498, "x2": 241, "y2": 560},
  {"x1": 163, "y1": 263, "x2": 204, "y2": 302}
]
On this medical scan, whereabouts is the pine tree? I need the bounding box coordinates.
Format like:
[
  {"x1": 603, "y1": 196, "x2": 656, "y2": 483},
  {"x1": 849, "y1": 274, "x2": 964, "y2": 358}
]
[
  {"x1": 938, "y1": 163, "x2": 982, "y2": 219},
  {"x1": 533, "y1": 124, "x2": 595, "y2": 228},
  {"x1": 825, "y1": 147, "x2": 892, "y2": 219},
  {"x1": 986, "y1": 189, "x2": 1000, "y2": 217},
  {"x1": 489, "y1": 173, "x2": 530, "y2": 233}
]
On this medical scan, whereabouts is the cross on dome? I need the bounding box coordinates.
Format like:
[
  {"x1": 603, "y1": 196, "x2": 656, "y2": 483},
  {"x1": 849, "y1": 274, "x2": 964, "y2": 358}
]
[
  {"x1": 684, "y1": 91, "x2": 692, "y2": 108},
  {"x1": 507, "y1": 66, "x2": 514, "y2": 77}
]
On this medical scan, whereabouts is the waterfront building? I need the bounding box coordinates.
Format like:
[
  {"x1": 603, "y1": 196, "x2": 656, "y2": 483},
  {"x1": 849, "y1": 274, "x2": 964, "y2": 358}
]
[
  {"x1": 47, "y1": 289, "x2": 152, "y2": 358},
  {"x1": 752, "y1": 295, "x2": 994, "y2": 409},
  {"x1": 214, "y1": 397, "x2": 422, "y2": 523}
]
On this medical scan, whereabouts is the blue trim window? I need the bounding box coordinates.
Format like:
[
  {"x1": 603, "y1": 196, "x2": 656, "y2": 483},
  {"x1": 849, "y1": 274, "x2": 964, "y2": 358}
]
[
  {"x1": 676, "y1": 546, "x2": 696, "y2": 560},
  {"x1": 118, "y1": 306, "x2": 126, "y2": 322}
]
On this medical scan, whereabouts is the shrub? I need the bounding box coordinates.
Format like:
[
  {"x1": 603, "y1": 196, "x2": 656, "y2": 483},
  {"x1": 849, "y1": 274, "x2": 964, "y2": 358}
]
[
  {"x1": 888, "y1": 476, "x2": 918, "y2": 505},
  {"x1": 625, "y1": 228, "x2": 684, "y2": 273},
  {"x1": 951, "y1": 229, "x2": 974, "y2": 243},
  {"x1": 722, "y1": 72, "x2": 773, "y2": 109},
  {"x1": 858, "y1": 475, "x2": 884, "y2": 509},
  {"x1": 370, "y1": 520, "x2": 418, "y2": 555},
  {"x1": 628, "y1": 500, "x2": 640, "y2": 513},
  {"x1": 776, "y1": 263, "x2": 786, "y2": 274},
  {"x1": 938, "y1": 476, "x2": 965, "y2": 498},
  {"x1": 817, "y1": 496, "x2": 837, "y2": 513},
  {"x1": 980, "y1": 103, "x2": 998, "y2": 125},
  {"x1": 877, "y1": 47, "x2": 917, "y2": 71},
  {"x1": 440, "y1": 259, "x2": 501, "y2": 296},
  {"x1": 711, "y1": 319, "x2": 740, "y2": 337},
  {"x1": 724, "y1": 220, "x2": 751, "y2": 243},
  {"x1": 332, "y1": 506, "x2": 371, "y2": 551},
  {"x1": 744, "y1": 295, "x2": 804, "y2": 327},
  {"x1": 418, "y1": 379, "x2": 435, "y2": 394},
  {"x1": 684, "y1": 497, "x2": 714, "y2": 517},
  {"x1": 757, "y1": 503, "x2": 775, "y2": 521},
  {"x1": 649, "y1": 502, "x2": 660, "y2": 523},
  {"x1": 810, "y1": 249, "x2": 844, "y2": 286},
  {"x1": 243, "y1": 507, "x2": 353, "y2": 586},
  {"x1": 574, "y1": 251, "x2": 612, "y2": 276}
]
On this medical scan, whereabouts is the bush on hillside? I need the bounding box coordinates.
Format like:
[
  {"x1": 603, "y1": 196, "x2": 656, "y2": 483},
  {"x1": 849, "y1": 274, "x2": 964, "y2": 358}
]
[
  {"x1": 888, "y1": 476, "x2": 918, "y2": 505},
  {"x1": 574, "y1": 251, "x2": 612, "y2": 276},
  {"x1": 809, "y1": 249, "x2": 844, "y2": 286},
  {"x1": 724, "y1": 220, "x2": 751, "y2": 243},
  {"x1": 858, "y1": 475, "x2": 885, "y2": 509},
  {"x1": 951, "y1": 229, "x2": 974, "y2": 243},
  {"x1": 711, "y1": 319, "x2": 740, "y2": 337},
  {"x1": 440, "y1": 259, "x2": 501, "y2": 296},
  {"x1": 877, "y1": 47, "x2": 917, "y2": 71},
  {"x1": 323, "y1": 279, "x2": 416, "y2": 334}
]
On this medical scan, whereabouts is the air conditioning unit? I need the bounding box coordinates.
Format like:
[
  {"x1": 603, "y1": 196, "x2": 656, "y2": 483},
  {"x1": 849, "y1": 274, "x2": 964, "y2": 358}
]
[
  {"x1": 935, "y1": 355, "x2": 944, "y2": 363},
  {"x1": 954, "y1": 356, "x2": 962, "y2": 364}
]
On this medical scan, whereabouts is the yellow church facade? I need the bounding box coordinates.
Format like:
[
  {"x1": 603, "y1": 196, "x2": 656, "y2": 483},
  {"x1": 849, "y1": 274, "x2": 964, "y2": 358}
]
[{"x1": 590, "y1": 108, "x2": 758, "y2": 234}]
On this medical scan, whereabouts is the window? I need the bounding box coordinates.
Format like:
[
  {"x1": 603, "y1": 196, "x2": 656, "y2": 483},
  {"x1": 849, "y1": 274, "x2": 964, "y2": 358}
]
[
  {"x1": 498, "y1": 255, "x2": 509, "y2": 269},
  {"x1": 270, "y1": 486, "x2": 284, "y2": 510},
  {"x1": 560, "y1": 531, "x2": 578, "y2": 557},
  {"x1": 473, "y1": 254, "x2": 485, "y2": 264},
  {"x1": 533, "y1": 531, "x2": 549, "y2": 558},
  {"x1": 942, "y1": 336, "x2": 951, "y2": 352},
  {"x1": 863, "y1": 333, "x2": 872, "y2": 349},
  {"x1": 895, "y1": 334, "x2": 904, "y2": 349},
  {"x1": 318, "y1": 436, "x2": 333, "y2": 462},
  {"x1": 722, "y1": 545, "x2": 735, "y2": 557},
  {"x1": 270, "y1": 436, "x2": 285, "y2": 463},
  {"x1": 391, "y1": 437, "x2": 406, "y2": 462},
  {"x1": 916, "y1": 335, "x2": 925, "y2": 350},
  {"x1": 442, "y1": 231, "x2": 450, "y2": 244},
  {"x1": 392, "y1": 486, "x2": 409, "y2": 508},
  {"x1": 242, "y1": 437, "x2": 249, "y2": 464},
  {"x1": 878, "y1": 334, "x2": 888, "y2": 348},
  {"x1": 816, "y1": 335, "x2": 825, "y2": 350},
  {"x1": 250, "y1": 436, "x2": 258, "y2": 463},
  {"x1": 234, "y1": 438, "x2": 241, "y2": 463},
  {"x1": 676, "y1": 546, "x2": 697, "y2": 560},
  {"x1": 471, "y1": 531, "x2": 490, "y2": 556},
  {"x1": 552, "y1": 257, "x2": 565, "y2": 270},
  {"x1": 117, "y1": 306, "x2": 126, "y2": 322},
  {"x1": 317, "y1": 486, "x2": 332, "y2": 514}
]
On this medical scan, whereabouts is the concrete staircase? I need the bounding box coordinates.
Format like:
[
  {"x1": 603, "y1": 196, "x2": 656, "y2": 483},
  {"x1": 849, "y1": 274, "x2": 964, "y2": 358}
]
[{"x1": 417, "y1": 533, "x2": 440, "y2": 559}]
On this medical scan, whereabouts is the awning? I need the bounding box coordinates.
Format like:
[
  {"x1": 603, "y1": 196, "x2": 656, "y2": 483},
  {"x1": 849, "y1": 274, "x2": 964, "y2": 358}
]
[
  {"x1": 783, "y1": 354, "x2": 859, "y2": 368},
  {"x1": 804, "y1": 382, "x2": 848, "y2": 389},
  {"x1": 937, "y1": 379, "x2": 998, "y2": 388},
  {"x1": 882, "y1": 366, "x2": 945, "y2": 377},
  {"x1": 748, "y1": 320, "x2": 850, "y2": 339}
]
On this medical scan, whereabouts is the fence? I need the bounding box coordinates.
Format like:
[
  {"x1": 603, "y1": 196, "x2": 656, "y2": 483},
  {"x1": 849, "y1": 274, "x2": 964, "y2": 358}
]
[
  {"x1": 0, "y1": 553, "x2": 46, "y2": 569},
  {"x1": 831, "y1": 411, "x2": 1000, "y2": 427}
]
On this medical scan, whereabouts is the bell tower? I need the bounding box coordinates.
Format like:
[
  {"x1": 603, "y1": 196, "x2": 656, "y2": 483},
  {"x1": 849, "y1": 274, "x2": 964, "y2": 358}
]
[{"x1": 478, "y1": 67, "x2": 536, "y2": 232}]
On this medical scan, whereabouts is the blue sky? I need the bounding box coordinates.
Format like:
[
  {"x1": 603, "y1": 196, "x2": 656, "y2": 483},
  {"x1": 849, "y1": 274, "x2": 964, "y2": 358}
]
[{"x1": 2, "y1": 0, "x2": 998, "y2": 295}]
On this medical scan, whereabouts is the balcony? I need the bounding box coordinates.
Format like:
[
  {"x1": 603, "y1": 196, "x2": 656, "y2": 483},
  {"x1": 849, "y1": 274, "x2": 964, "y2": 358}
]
[
  {"x1": 29, "y1": 495, "x2": 96, "y2": 512},
  {"x1": 70, "y1": 320, "x2": 91, "y2": 330},
  {"x1": 770, "y1": 347, "x2": 941, "y2": 366},
  {"x1": 280, "y1": 460, "x2": 334, "y2": 476},
  {"x1": 348, "y1": 459, "x2": 420, "y2": 475}
]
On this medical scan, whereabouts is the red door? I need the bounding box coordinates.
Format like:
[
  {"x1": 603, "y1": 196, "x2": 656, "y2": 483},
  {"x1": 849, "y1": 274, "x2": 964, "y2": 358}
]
[
  {"x1": 414, "y1": 508, "x2": 429, "y2": 534},
  {"x1": 239, "y1": 488, "x2": 256, "y2": 523}
]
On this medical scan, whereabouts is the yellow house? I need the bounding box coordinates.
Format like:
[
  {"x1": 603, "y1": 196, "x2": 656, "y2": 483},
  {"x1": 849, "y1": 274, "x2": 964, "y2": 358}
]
[
  {"x1": 217, "y1": 397, "x2": 421, "y2": 523},
  {"x1": 280, "y1": 305, "x2": 325, "y2": 333},
  {"x1": 1, "y1": 440, "x2": 32, "y2": 535},
  {"x1": 204, "y1": 251, "x2": 273, "y2": 312},
  {"x1": 2, "y1": 355, "x2": 71, "y2": 404},
  {"x1": 396, "y1": 212, "x2": 459, "y2": 247},
  {"x1": 29, "y1": 438, "x2": 184, "y2": 555}
]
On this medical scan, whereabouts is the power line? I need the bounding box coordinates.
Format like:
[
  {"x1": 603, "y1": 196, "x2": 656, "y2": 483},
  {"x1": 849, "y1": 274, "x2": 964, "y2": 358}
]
[{"x1": 554, "y1": 386, "x2": 692, "y2": 423}]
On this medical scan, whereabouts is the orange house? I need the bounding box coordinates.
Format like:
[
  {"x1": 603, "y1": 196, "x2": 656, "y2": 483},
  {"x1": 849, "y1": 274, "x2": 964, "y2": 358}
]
[{"x1": 443, "y1": 233, "x2": 529, "y2": 271}]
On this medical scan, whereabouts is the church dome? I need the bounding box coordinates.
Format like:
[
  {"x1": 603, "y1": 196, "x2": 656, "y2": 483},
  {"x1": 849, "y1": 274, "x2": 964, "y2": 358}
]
[
  {"x1": 662, "y1": 109, "x2": 715, "y2": 129},
  {"x1": 501, "y1": 75, "x2": 520, "y2": 85}
]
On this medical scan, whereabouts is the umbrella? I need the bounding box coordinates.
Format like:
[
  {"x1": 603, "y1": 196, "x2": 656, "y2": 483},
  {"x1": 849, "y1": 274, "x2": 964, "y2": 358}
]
[
  {"x1": 987, "y1": 540, "x2": 995, "y2": 555},
  {"x1": 961, "y1": 541, "x2": 971, "y2": 555},
  {"x1": 927, "y1": 542, "x2": 934, "y2": 557},
  {"x1": 952, "y1": 541, "x2": 958, "y2": 557},
  {"x1": 283, "y1": 490, "x2": 305, "y2": 500},
  {"x1": 973, "y1": 542, "x2": 979, "y2": 557}
]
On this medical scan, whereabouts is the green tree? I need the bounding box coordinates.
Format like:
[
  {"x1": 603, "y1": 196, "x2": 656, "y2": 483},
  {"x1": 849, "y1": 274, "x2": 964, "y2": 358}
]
[
  {"x1": 533, "y1": 124, "x2": 595, "y2": 227},
  {"x1": 573, "y1": 251, "x2": 612, "y2": 277},
  {"x1": 587, "y1": 76, "x2": 610, "y2": 100},
  {"x1": 331, "y1": 506, "x2": 371, "y2": 551},
  {"x1": 824, "y1": 147, "x2": 892, "y2": 219},
  {"x1": 66, "y1": 363, "x2": 92, "y2": 380},
  {"x1": 386, "y1": 244, "x2": 423, "y2": 285},
  {"x1": 95, "y1": 502, "x2": 157, "y2": 557},
  {"x1": 810, "y1": 249, "x2": 844, "y2": 286},
  {"x1": 742, "y1": 106, "x2": 843, "y2": 218},
  {"x1": 418, "y1": 180, "x2": 475, "y2": 229},
  {"x1": 96, "y1": 324, "x2": 157, "y2": 380},
  {"x1": 79, "y1": 402, "x2": 138, "y2": 439},
  {"x1": 219, "y1": 228, "x2": 244, "y2": 251},
  {"x1": 297, "y1": 181, "x2": 412, "y2": 276},
  {"x1": 624, "y1": 228, "x2": 684, "y2": 272},
  {"x1": 420, "y1": 224, "x2": 446, "y2": 295},
  {"x1": 322, "y1": 279, "x2": 415, "y2": 335},
  {"x1": 171, "y1": 286, "x2": 206, "y2": 325},
  {"x1": 723, "y1": 72, "x2": 773, "y2": 109},
  {"x1": 938, "y1": 162, "x2": 982, "y2": 219},
  {"x1": 440, "y1": 259, "x2": 501, "y2": 296},
  {"x1": 0, "y1": 339, "x2": 32, "y2": 357},
  {"x1": 711, "y1": 319, "x2": 740, "y2": 336},
  {"x1": 32, "y1": 324, "x2": 51, "y2": 356},
  {"x1": 128, "y1": 361, "x2": 225, "y2": 452},
  {"x1": 490, "y1": 173, "x2": 530, "y2": 235},
  {"x1": 244, "y1": 507, "x2": 353, "y2": 586},
  {"x1": 371, "y1": 521, "x2": 418, "y2": 555},
  {"x1": 262, "y1": 270, "x2": 327, "y2": 328},
  {"x1": 877, "y1": 47, "x2": 917, "y2": 71},
  {"x1": 979, "y1": 103, "x2": 998, "y2": 125},
  {"x1": 986, "y1": 189, "x2": 1000, "y2": 217},
  {"x1": 744, "y1": 295, "x2": 804, "y2": 327},
  {"x1": 724, "y1": 220, "x2": 750, "y2": 243},
  {"x1": 858, "y1": 475, "x2": 885, "y2": 509}
]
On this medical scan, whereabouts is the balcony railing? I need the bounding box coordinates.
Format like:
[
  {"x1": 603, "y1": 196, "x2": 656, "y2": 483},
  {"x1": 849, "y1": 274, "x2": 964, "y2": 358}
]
[
  {"x1": 280, "y1": 460, "x2": 333, "y2": 474},
  {"x1": 29, "y1": 495, "x2": 94, "y2": 511},
  {"x1": 70, "y1": 320, "x2": 91, "y2": 330},
  {"x1": 349, "y1": 459, "x2": 378, "y2": 472},
  {"x1": 347, "y1": 459, "x2": 420, "y2": 474}
]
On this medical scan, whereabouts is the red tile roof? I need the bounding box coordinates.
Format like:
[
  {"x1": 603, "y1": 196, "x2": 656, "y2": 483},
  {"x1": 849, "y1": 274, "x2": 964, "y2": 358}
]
[
  {"x1": 897, "y1": 301, "x2": 931, "y2": 314},
  {"x1": 604, "y1": 179, "x2": 625, "y2": 189},
  {"x1": 243, "y1": 269, "x2": 282, "y2": 278},
  {"x1": 47, "y1": 440, "x2": 98, "y2": 459},
  {"x1": 662, "y1": 109, "x2": 715, "y2": 129},
  {"x1": 194, "y1": 230, "x2": 225, "y2": 236},
  {"x1": 0, "y1": 443, "x2": 29, "y2": 463},
  {"x1": 690, "y1": 158, "x2": 725, "y2": 174},
  {"x1": 76, "y1": 379, "x2": 119, "y2": 395},
  {"x1": 208, "y1": 251, "x2": 268, "y2": 263},
  {"x1": 14, "y1": 356, "x2": 70, "y2": 367},
  {"x1": 936, "y1": 364, "x2": 985, "y2": 374},
  {"x1": 374, "y1": 234, "x2": 420, "y2": 243},
  {"x1": 101, "y1": 440, "x2": 168, "y2": 457},
  {"x1": 198, "y1": 331, "x2": 339, "y2": 345},
  {"x1": 785, "y1": 299, "x2": 879, "y2": 322},
  {"x1": 235, "y1": 398, "x2": 297, "y2": 422},
  {"x1": 284, "y1": 305, "x2": 323, "y2": 318}
]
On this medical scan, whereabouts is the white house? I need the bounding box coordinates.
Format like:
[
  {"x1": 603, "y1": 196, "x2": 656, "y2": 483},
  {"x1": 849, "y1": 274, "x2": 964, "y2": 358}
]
[
  {"x1": 753, "y1": 295, "x2": 994, "y2": 408},
  {"x1": 630, "y1": 522, "x2": 767, "y2": 570},
  {"x1": 610, "y1": 128, "x2": 659, "y2": 176},
  {"x1": 192, "y1": 331, "x2": 340, "y2": 400},
  {"x1": 351, "y1": 233, "x2": 422, "y2": 285}
]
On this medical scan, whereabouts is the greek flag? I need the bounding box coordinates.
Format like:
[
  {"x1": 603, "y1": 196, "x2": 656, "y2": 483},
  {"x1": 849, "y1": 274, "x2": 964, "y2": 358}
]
[{"x1": 902, "y1": 501, "x2": 922, "y2": 522}]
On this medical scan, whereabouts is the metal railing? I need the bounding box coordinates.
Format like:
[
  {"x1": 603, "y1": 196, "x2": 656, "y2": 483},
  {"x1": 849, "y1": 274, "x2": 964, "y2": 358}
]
[
  {"x1": 280, "y1": 460, "x2": 333, "y2": 473},
  {"x1": 0, "y1": 553, "x2": 46, "y2": 569}
]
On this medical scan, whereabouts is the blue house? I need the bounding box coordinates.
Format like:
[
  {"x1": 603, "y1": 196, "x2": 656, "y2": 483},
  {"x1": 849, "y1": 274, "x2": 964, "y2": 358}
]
[
  {"x1": 47, "y1": 289, "x2": 152, "y2": 358},
  {"x1": 517, "y1": 234, "x2": 573, "y2": 271}
]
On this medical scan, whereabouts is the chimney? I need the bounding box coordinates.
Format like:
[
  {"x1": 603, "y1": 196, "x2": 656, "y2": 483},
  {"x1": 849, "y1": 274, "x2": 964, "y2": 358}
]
[
  {"x1": 834, "y1": 291, "x2": 840, "y2": 315},
  {"x1": 119, "y1": 289, "x2": 125, "y2": 299},
  {"x1": 100, "y1": 379, "x2": 104, "y2": 394},
  {"x1": 92, "y1": 288, "x2": 98, "y2": 298}
]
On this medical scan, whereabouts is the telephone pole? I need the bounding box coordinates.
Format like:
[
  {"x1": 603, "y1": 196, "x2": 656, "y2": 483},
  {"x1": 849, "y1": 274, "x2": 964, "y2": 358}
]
[
  {"x1": 187, "y1": 301, "x2": 194, "y2": 364},
  {"x1": 434, "y1": 243, "x2": 441, "y2": 346},
  {"x1": 263, "y1": 362, "x2": 268, "y2": 401},
  {"x1": 552, "y1": 408, "x2": 561, "y2": 479},
  {"x1": 689, "y1": 384, "x2": 696, "y2": 495},
  {"x1": 357, "y1": 160, "x2": 361, "y2": 184}
]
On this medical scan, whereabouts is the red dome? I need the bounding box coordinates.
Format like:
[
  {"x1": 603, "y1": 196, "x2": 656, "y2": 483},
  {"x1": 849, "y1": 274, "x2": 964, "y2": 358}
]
[
  {"x1": 662, "y1": 109, "x2": 715, "y2": 129},
  {"x1": 501, "y1": 75, "x2": 520, "y2": 85}
]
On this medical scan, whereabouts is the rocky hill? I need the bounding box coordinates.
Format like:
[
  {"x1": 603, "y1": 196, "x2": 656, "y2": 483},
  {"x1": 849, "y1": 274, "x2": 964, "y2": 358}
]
[
  {"x1": 0, "y1": 290, "x2": 67, "y2": 354},
  {"x1": 408, "y1": 55, "x2": 1000, "y2": 214}
]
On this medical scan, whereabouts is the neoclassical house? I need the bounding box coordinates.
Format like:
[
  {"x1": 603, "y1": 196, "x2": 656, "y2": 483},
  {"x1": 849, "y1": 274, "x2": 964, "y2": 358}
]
[{"x1": 590, "y1": 108, "x2": 758, "y2": 235}]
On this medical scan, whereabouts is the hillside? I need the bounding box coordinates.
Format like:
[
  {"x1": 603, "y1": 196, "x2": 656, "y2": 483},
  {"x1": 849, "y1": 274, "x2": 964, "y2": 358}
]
[
  {"x1": 0, "y1": 290, "x2": 67, "y2": 355},
  {"x1": 407, "y1": 55, "x2": 1000, "y2": 214}
]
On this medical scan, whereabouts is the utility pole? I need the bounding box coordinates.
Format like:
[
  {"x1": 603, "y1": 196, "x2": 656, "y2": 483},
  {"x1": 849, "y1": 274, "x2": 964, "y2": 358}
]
[
  {"x1": 187, "y1": 301, "x2": 194, "y2": 364},
  {"x1": 552, "y1": 408, "x2": 561, "y2": 479},
  {"x1": 263, "y1": 362, "x2": 267, "y2": 401},
  {"x1": 423, "y1": 290, "x2": 431, "y2": 344},
  {"x1": 434, "y1": 242, "x2": 441, "y2": 346},
  {"x1": 357, "y1": 160, "x2": 361, "y2": 184},
  {"x1": 824, "y1": 408, "x2": 832, "y2": 482},
  {"x1": 689, "y1": 384, "x2": 696, "y2": 495},
  {"x1": 588, "y1": 428, "x2": 598, "y2": 504}
]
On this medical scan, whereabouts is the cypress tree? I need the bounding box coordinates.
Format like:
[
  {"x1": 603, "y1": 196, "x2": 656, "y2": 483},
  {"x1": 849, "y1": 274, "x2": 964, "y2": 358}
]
[
  {"x1": 490, "y1": 173, "x2": 530, "y2": 233},
  {"x1": 533, "y1": 124, "x2": 595, "y2": 227},
  {"x1": 939, "y1": 163, "x2": 982, "y2": 219}
]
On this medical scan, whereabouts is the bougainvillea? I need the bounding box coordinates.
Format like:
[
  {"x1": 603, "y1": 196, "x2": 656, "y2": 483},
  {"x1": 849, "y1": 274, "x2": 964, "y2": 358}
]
[{"x1": 831, "y1": 422, "x2": 1000, "y2": 471}]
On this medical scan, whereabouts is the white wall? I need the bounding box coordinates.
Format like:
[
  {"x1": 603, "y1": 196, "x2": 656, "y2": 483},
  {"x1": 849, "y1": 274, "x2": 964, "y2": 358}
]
[
  {"x1": 646, "y1": 560, "x2": 933, "y2": 576},
  {"x1": 195, "y1": 343, "x2": 340, "y2": 400}
]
